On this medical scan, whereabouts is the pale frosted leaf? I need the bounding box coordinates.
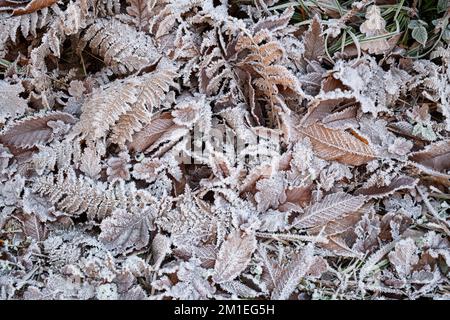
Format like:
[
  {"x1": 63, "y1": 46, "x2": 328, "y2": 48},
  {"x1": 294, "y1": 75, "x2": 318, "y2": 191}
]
[
  {"x1": 22, "y1": 188, "x2": 56, "y2": 222},
  {"x1": 99, "y1": 207, "x2": 157, "y2": 254},
  {"x1": 220, "y1": 280, "x2": 261, "y2": 298},
  {"x1": 388, "y1": 238, "x2": 419, "y2": 278},
  {"x1": 96, "y1": 283, "x2": 118, "y2": 300},
  {"x1": 83, "y1": 18, "x2": 159, "y2": 74},
  {"x1": 213, "y1": 230, "x2": 257, "y2": 284},
  {"x1": 259, "y1": 209, "x2": 290, "y2": 232},
  {"x1": 257, "y1": 245, "x2": 280, "y2": 291},
  {"x1": 0, "y1": 80, "x2": 27, "y2": 123},
  {"x1": 271, "y1": 244, "x2": 314, "y2": 300},
  {"x1": 253, "y1": 7, "x2": 294, "y2": 33},
  {"x1": 120, "y1": 285, "x2": 148, "y2": 300},
  {"x1": 359, "y1": 5, "x2": 390, "y2": 54},
  {"x1": 151, "y1": 233, "x2": 171, "y2": 269},
  {"x1": 293, "y1": 192, "x2": 366, "y2": 229},
  {"x1": 79, "y1": 147, "x2": 102, "y2": 180},
  {"x1": 255, "y1": 173, "x2": 287, "y2": 212}
]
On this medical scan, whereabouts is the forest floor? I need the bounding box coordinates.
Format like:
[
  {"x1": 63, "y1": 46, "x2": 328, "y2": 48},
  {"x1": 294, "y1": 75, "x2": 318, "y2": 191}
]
[{"x1": 0, "y1": 0, "x2": 449, "y2": 300}]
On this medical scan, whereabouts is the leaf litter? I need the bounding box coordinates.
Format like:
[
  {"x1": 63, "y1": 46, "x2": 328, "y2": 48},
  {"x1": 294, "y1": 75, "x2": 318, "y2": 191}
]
[{"x1": 0, "y1": 0, "x2": 449, "y2": 300}]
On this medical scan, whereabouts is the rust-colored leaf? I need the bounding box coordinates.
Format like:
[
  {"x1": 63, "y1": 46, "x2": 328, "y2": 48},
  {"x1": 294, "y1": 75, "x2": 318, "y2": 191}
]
[
  {"x1": 292, "y1": 192, "x2": 366, "y2": 230},
  {"x1": 0, "y1": 112, "x2": 76, "y2": 150},
  {"x1": 409, "y1": 140, "x2": 450, "y2": 179},
  {"x1": 12, "y1": 0, "x2": 57, "y2": 16},
  {"x1": 355, "y1": 176, "x2": 419, "y2": 199},
  {"x1": 297, "y1": 122, "x2": 376, "y2": 166},
  {"x1": 302, "y1": 15, "x2": 325, "y2": 62},
  {"x1": 128, "y1": 112, "x2": 179, "y2": 153}
]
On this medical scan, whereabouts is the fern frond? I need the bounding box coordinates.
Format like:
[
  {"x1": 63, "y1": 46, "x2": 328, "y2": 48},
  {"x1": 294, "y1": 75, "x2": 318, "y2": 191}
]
[
  {"x1": 110, "y1": 63, "x2": 178, "y2": 146},
  {"x1": 31, "y1": 168, "x2": 136, "y2": 220},
  {"x1": 83, "y1": 17, "x2": 160, "y2": 75},
  {"x1": 72, "y1": 60, "x2": 178, "y2": 144}
]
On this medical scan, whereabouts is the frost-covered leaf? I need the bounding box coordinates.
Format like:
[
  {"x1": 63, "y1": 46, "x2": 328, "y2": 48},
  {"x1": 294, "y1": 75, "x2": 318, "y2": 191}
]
[
  {"x1": 0, "y1": 0, "x2": 448, "y2": 301},
  {"x1": 355, "y1": 176, "x2": 418, "y2": 199},
  {"x1": 388, "y1": 238, "x2": 419, "y2": 278},
  {"x1": 0, "y1": 80, "x2": 28, "y2": 123},
  {"x1": 259, "y1": 209, "x2": 290, "y2": 232},
  {"x1": 359, "y1": 5, "x2": 390, "y2": 54},
  {"x1": 409, "y1": 140, "x2": 450, "y2": 179},
  {"x1": 125, "y1": 0, "x2": 154, "y2": 31},
  {"x1": 22, "y1": 188, "x2": 56, "y2": 222},
  {"x1": 292, "y1": 192, "x2": 366, "y2": 229},
  {"x1": 220, "y1": 280, "x2": 261, "y2": 298},
  {"x1": 173, "y1": 244, "x2": 218, "y2": 269},
  {"x1": 411, "y1": 25, "x2": 428, "y2": 46},
  {"x1": 213, "y1": 230, "x2": 257, "y2": 284},
  {"x1": 79, "y1": 146, "x2": 102, "y2": 180},
  {"x1": 18, "y1": 213, "x2": 48, "y2": 241},
  {"x1": 11, "y1": 0, "x2": 57, "y2": 16},
  {"x1": 253, "y1": 7, "x2": 294, "y2": 33},
  {"x1": 107, "y1": 152, "x2": 131, "y2": 182},
  {"x1": 0, "y1": 112, "x2": 76, "y2": 150},
  {"x1": 303, "y1": 15, "x2": 325, "y2": 62},
  {"x1": 297, "y1": 123, "x2": 376, "y2": 166},
  {"x1": 271, "y1": 244, "x2": 315, "y2": 300},
  {"x1": 255, "y1": 173, "x2": 287, "y2": 212},
  {"x1": 99, "y1": 207, "x2": 157, "y2": 254},
  {"x1": 151, "y1": 233, "x2": 171, "y2": 269}
]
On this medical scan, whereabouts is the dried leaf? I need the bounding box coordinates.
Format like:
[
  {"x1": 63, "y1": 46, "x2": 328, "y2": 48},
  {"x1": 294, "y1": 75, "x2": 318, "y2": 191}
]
[
  {"x1": 297, "y1": 122, "x2": 376, "y2": 166},
  {"x1": 292, "y1": 192, "x2": 366, "y2": 229},
  {"x1": 409, "y1": 140, "x2": 450, "y2": 179},
  {"x1": 0, "y1": 80, "x2": 28, "y2": 123},
  {"x1": 388, "y1": 238, "x2": 419, "y2": 278},
  {"x1": 255, "y1": 173, "x2": 287, "y2": 212},
  {"x1": 303, "y1": 15, "x2": 325, "y2": 62},
  {"x1": 126, "y1": 0, "x2": 154, "y2": 31},
  {"x1": 128, "y1": 113, "x2": 180, "y2": 153},
  {"x1": 308, "y1": 202, "x2": 373, "y2": 237},
  {"x1": 213, "y1": 230, "x2": 257, "y2": 284},
  {"x1": 12, "y1": 0, "x2": 57, "y2": 16},
  {"x1": 99, "y1": 207, "x2": 157, "y2": 254},
  {"x1": 18, "y1": 213, "x2": 48, "y2": 241},
  {"x1": 106, "y1": 152, "x2": 131, "y2": 182},
  {"x1": 271, "y1": 244, "x2": 314, "y2": 300},
  {"x1": 355, "y1": 176, "x2": 419, "y2": 198},
  {"x1": 0, "y1": 112, "x2": 76, "y2": 150},
  {"x1": 253, "y1": 7, "x2": 294, "y2": 33}
]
